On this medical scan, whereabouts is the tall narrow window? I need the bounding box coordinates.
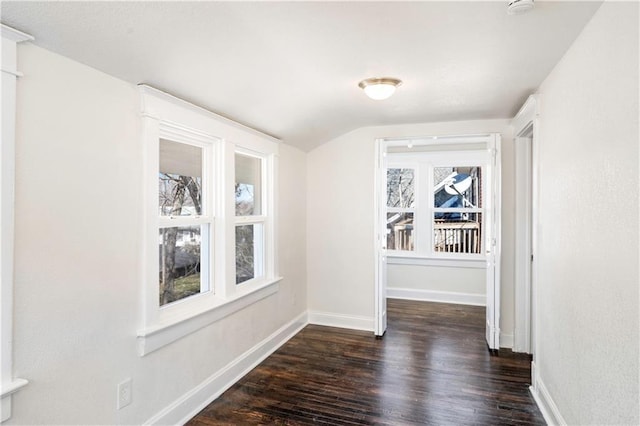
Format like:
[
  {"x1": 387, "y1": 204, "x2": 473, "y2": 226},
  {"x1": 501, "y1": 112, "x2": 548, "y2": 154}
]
[
  {"x1": 158, "y1": 139, "x2": 210, "y2": 305},
  {"x1": 235, "y1": 152, "x2": 265, "y2": 284},
  {"x1": 433, "y1": 166, "x2": 483, "y2": 254},
  {"x1": 386, "y1": 168, "x2": 415, "y2": 251}
]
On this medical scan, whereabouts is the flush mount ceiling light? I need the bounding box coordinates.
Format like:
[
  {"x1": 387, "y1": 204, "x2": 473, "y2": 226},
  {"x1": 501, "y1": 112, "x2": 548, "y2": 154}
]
[
  {"x1": 507, "y1": 0, "x2": 534, "y2": 15},
  {"x1": 358, "y1": 77, "x2": 402, "y2": 100}
]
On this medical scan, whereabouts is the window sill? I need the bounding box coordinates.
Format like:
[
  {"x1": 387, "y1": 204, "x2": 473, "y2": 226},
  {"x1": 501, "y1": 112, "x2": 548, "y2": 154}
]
[
  {"x1": 387, "y1": 253, "x2": 486, "y2": 269},
  {"x1": 137, "y1": 277, "x2": 282, "y2": 356},
  {"x1": 1, "y1": 378, "x2": 28, "y2": 399},
  {"x1": 1, "y1": 378, "x2": 28, "y2": 422}
]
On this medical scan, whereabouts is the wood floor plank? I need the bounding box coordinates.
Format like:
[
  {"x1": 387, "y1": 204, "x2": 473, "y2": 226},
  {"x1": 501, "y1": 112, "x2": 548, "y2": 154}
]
[{"x1": 187, "y1": 299, "x2": 545, "y2": 425}]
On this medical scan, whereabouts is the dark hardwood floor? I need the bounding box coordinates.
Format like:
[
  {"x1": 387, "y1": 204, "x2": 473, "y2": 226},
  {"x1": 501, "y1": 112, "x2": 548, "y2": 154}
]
[{"x1": 187, "y1": 299, "x2": 545, "y2": 425}]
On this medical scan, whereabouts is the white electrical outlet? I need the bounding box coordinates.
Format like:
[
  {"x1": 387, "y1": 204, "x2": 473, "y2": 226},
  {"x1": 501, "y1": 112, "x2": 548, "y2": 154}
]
[{"x1": 117, "y1": 378, "x2": 132, "y2": 410}]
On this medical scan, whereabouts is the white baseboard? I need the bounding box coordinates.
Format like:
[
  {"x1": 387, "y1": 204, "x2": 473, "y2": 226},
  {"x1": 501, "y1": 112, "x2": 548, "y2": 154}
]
[
  {"x1": 308, "y1": 311, "x2": 374, "y2": 332},
  {"x1": 500, "y1": 332, "x2": 514, "y2": 349},
  {"x1": 387, "y1": 287, "x2": 486, "y2": 306},
  {"x1": 530, "y1": 361, "x2": 567, "y2": 426},
  {"x1": 144, "y1": 311, "x2": 308, "y2": 425}
]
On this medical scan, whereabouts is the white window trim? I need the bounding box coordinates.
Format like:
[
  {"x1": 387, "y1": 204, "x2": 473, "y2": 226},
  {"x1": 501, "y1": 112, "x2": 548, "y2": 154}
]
[
  {"x1": 233, "y1": 148, "x2": 271, "y2": 288},
  {"x1": 385, "y1": 164, "x2": 418, "y2": 252},
  {"x1": 137, "y1": 85, "x2": 281, "y2": 356},
  {"x1": 154, "y1": 123, "x2": 218, "y2": 321},
  {"x1": 384, "y1": 137, "x2": 494, "y2": 262},
  {"x1": 1, "y1": 24, "x2": 32, "y2": 423}
]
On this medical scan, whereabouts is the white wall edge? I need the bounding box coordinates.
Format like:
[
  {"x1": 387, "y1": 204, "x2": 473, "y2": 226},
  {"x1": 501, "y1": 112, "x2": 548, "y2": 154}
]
[
  {"x1": 387, "y1": 287, "x2": 486, "y2": 306},
  {"x1": 308, "y1": 311, "x2": 375, "y2": 332},
  {"x1": 530, "y1": 362, "x2": 567, "y2": 426},
  {"x1": 144, "y1": 310, "x2": 309, "y2": 425}
]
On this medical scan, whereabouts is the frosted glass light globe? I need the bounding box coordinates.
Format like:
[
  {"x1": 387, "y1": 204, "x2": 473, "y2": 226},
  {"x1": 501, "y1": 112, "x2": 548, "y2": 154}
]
[
  {"x1": 363, "y1": 84, "x2": 397, "y2": 100},
  {"x1": 358, "y1": 78, "x2": 402, "y2": 101}
]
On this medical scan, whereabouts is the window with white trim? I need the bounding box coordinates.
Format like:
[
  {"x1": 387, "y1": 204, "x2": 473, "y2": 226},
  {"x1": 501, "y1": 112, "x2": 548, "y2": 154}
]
[
  {"x1": 432, "y1": 166, "x2": 483, "y2": 254},
  {"x1": 235, "y1": 152, "x2": 266, "y2": 284},
  {"x1": 386, "y1": 167, "x2": 415, "y2": 251},
  {"x1": 386, "y1": 150, "x2": 490, "y2": 259},
  {"x1": 138, "y1": 85, "x2": 280, "y2": 356},
  {"x1": 158, "y1": 138, "x2": 212, "y2": 305}
]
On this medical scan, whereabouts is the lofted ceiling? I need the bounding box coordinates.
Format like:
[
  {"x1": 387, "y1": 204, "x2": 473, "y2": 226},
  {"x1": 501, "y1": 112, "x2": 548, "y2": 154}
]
[{"x1": 1, "y1": 1, "x2": 601, "y2": 151}]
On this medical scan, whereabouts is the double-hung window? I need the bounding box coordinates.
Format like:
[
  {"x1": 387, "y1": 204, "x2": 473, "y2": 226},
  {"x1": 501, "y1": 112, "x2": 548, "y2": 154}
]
[
  {"x1": 234, "y1": 151, "x2": 266, "y2": 284},
  {"x1": 158, "y1": 138, "x2": 212, "y2": 306},
  {"x1": 384, "y1": 136, "x2": 496, "y2": 262},
  {"x1": 432, "y1": 166, "x2": 483, "y2": 254},
  {"x1": 386, "y1": 167, "x2": 416, "y2": 251},
  {"x1": 139, "y1": 85, "x2": 280, "y2": 356}
]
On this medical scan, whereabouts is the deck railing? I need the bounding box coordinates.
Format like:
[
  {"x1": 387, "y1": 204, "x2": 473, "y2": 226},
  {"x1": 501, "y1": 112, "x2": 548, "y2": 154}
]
[
  {"x1": 433, "y1": 221, "x2": 481, "y2": 254},
  {"x1": 387, "y1": 224, "x2": 413, "y2": 251}
]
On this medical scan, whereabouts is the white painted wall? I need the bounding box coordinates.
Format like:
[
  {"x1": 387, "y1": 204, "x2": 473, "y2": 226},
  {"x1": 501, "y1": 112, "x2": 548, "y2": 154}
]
[
  {"x1": 533, "y1": 2, "x2": 639, "y2": 424},
  {"x1": 387, "y1": 264, "x2": 485, "y2": 296},
  {"x1": 8, "y1": 43, "x2": 307, "y2": 425},
  {"x1": 307, "y1": 119, "x2": 516, "y2": 340},
  {"x1": 14, "y1": 6, "x2": 638, "y2": 423}
]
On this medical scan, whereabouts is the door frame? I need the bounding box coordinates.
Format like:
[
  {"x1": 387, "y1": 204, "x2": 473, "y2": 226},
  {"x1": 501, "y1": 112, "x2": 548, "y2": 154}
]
[
  {"x1": 373, "y1": 134, "x2": 502, "y2": 346},
  {"x1": 485, "y1": 134, "x2": 502, "y2": 350},
  {"x1": 512, "y1": 95, "x2": 539, "y2": 354},
  {"x1": 374, "y1": 138, "x2": 387, "y2": 336}
]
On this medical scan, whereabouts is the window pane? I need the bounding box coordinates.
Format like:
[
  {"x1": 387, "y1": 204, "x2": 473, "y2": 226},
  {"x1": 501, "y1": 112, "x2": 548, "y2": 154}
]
[
  {"x1": 434, "y1": 212, "x2": 482, "y2": 254},
  {"x1": 159, "y1": 139, "x2": 202, "y2": 216},
  {"x1": 386, "y1": 212, "x2": 414, "y2": 251},
  {"x1": 434, "y1": 166, "x2": 481, "y2": 209},
  {"x1": 236, "y1": 224, "x2": 263, "y2": 284},
  {"x1": 235, "y1": 154, "x2": 262, "y2": 216},
  {"x1": 387, "y1": 168, "x2": 415, "y2": 208},
  {"x1": 159, "y1": 225, "x2": 204, "y2": 306}
]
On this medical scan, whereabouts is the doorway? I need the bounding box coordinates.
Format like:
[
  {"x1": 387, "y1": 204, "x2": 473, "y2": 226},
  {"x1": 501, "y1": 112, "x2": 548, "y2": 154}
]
[
  {"x1": 374, "y1": 134, "x2": 502, "y2": 350},
  {"x1": 513, "y1": 95, "x2": 539, "y2": 355}
]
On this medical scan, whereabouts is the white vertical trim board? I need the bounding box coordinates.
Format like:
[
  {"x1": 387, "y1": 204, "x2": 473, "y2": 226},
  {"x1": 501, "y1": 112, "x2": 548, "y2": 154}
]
[
  {"x1": 513, "y1": 135, "x2": 532, "y2": 353},
  {"x1": 485, "y1": 133, "x2": 502, "y2": 350},
  {"x1": 1, "y1": 24, "x2": 32, "y2": 424},
  {"x1": 387, "y1": 288, "x2": 485, "y2": 306},
  {"x1": 373, "y1": 138, "x2": 388, "y2": 337},
  {"x1": 144, "y1": 311, "x2": 308, "y2": 425},
  {"x1": 308, "y1": 311, "x2": 375, "y2": 332},
  {"x1": 530, "y1": 362, "x2": 567, "y2": 426},
  {"x1": 512, "y1": 94, "x2": 539, "y2": 355}
]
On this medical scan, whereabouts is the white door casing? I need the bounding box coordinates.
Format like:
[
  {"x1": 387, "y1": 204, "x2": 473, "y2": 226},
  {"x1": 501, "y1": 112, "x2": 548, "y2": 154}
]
[
  {"x1": 485, "y1": 134, "x2": 501, "y2": 350},
  {"x1": 374, "y1": 134, "x2": 501, "y2": 347},
  {"x1": 1, "y1": 25, "x2": 32, "y2": 423},
  {"x1": 374, "y1": 139, "x2": 387, "y2": 336},
  {"x1": 512, "y1": 95, "x2": 539, "y2": 355}
]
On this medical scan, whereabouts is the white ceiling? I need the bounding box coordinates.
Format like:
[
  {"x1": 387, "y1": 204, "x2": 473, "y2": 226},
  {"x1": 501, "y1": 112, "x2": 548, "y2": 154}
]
[{"x1": 1, "y1": 1, "x2": 601, "y2": 151}]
